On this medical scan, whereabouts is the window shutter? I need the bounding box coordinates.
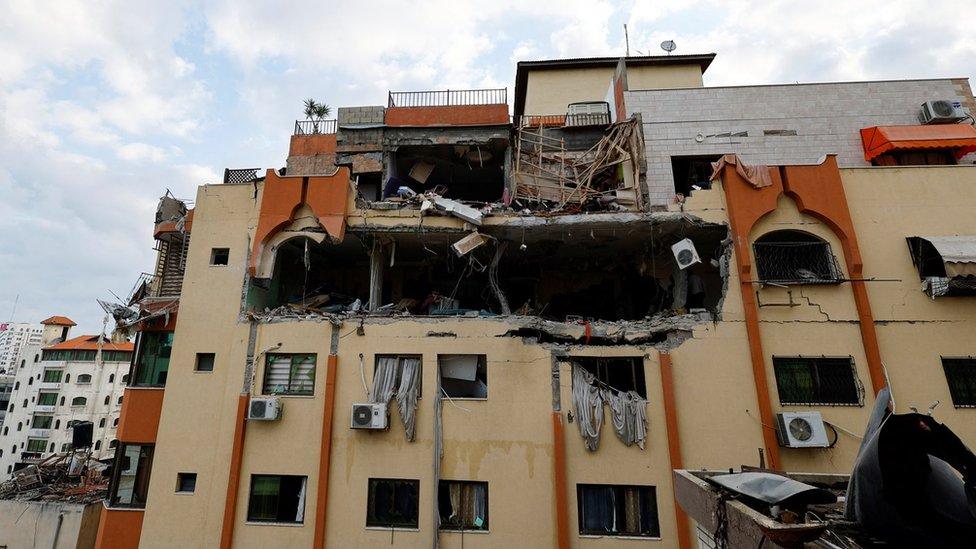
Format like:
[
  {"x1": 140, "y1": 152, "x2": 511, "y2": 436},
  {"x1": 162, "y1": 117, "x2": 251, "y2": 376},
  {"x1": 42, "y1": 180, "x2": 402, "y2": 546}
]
[{"x1": 265, "y1": 356, "x2": 292, "y2": 394}]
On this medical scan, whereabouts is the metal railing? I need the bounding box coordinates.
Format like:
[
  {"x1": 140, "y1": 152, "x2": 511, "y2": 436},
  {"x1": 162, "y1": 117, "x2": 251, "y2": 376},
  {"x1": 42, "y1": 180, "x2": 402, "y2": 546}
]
[
  {"x1": 294, "y1": 119, "x2": 337, "y2": 135},
  {"x1": 388, "y1": 88, "x2": 507, "y2": 108},
  {"x1": 224, "y1": 168, "x2": 261, "y2": 185}
]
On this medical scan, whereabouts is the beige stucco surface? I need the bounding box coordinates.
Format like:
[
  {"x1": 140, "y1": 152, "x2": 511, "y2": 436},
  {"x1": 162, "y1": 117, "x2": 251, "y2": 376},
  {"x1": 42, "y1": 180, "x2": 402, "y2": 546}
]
[
  {"x1": 0, "y1": 500, "x2": 101, "y2": 548},
  {"x1": 523, "y1": 64, "x2": 703, "y2": 115},
  {"x1": 138, "y1": 164, "x2": 976, "y2": 548}
]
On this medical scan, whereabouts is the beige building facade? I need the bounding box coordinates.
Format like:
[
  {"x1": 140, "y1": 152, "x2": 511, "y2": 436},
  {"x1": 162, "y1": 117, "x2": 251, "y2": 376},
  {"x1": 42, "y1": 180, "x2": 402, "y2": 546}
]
[{"x1": 95, "y1": 55, "x2": 976, "y2": 548}]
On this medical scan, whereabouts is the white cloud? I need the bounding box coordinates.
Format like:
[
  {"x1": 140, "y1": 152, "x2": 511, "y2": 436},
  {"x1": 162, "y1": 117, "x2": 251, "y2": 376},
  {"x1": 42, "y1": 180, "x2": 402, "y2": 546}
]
[{"x1": 117, "y1": 142, "x2": 178, "y2": 163}]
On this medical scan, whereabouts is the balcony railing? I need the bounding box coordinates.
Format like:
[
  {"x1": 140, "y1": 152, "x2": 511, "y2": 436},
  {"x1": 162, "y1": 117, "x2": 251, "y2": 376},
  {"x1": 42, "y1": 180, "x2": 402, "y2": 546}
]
[
  {"x1": 28, "y1": 428, "x2": 52, "y2": 438},
  {"x1": 294, "y1": 119, "x2": 337, "y2": 135},
  {"x1": 224, "y1": 168, "x2": 261, "y2": 185},
  {"x1": 388, "y1": 88, "x2": 507, "y2": 108}
]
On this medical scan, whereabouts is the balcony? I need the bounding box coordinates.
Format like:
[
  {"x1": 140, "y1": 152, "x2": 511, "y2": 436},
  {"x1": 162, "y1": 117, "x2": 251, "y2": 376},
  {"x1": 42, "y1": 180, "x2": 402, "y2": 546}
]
[
  {"x1": 385, "y1": 88, "x2": 509, "y2": 127},
  {"x1": 34, "y1": 404, "x2": 55, "y2": 413},
  {"x1": 28, "y1": 428, "x2": 52, "y2": 438},
  {"x1": 294, "y1": 119, "x2": 337, "y2": 135},
  {"x1": 289, "y1": 120, "x2": 338, "y2": 158},
  {"x1": 39, "y1": 381, "x2": 62, "y2": 391}
]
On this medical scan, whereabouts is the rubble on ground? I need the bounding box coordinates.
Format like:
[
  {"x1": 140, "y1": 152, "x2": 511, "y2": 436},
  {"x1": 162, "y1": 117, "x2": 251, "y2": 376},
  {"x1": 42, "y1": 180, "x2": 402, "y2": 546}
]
[{"x1": 0, "y1": 452, "x2": 108, "y2": 503}]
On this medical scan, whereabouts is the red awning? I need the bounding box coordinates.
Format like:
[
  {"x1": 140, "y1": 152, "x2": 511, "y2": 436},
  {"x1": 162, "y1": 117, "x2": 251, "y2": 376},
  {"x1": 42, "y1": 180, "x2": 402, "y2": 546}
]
[{"x1": 860, "y1": 125, "x2": 976, "y2": 162}]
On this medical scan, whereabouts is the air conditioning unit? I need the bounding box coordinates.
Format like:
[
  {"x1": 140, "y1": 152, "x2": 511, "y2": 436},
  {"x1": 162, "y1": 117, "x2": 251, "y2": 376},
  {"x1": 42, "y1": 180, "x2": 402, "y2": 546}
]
[
  {"x1": 671, "y1": 238, "x2": 701, "y2": 270},
  {"x1": 776, "y1": 411, "x2": 829, "y2": 448},
  {"x1": 919, "y1": 100, "x2": 967, "y2": 125},
  {"x1": 247, "y1": 396, "x2": 282, "y2": 421},
  {"x1": 351, "y1": 403, "x2": 388, "y2": 430}
]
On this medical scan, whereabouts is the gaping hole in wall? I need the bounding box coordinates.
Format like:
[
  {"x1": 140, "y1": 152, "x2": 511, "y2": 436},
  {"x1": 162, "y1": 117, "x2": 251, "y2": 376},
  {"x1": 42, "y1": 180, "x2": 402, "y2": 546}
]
[
  {"x1": 252, "y1": 218, "x2": 730, "y2": 325},
  {"x1": 572, "y1": 356, "x2": 647, "y2": 398},
  {"x1": 385, "y1": 142, "x2": 507, "y2": 202},
  {"x1": 753, "y1": 230, "x2": 842, "y2": 284},
  {"x1": 671, "y1": 154, "x2": 722, "y2": 199},
  {"x1": 248, "y1": 236, "x2": 371, "y2": 311},
  {"x1": 356, "y1": 172, "x2": 383, "y2": 202}
]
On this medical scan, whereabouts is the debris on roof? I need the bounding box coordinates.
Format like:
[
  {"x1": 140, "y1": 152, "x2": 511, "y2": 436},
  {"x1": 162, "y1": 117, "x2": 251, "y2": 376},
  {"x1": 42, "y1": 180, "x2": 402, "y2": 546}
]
[{"x1": 0, "y1": 451, "x2": 109, "y2": 504}]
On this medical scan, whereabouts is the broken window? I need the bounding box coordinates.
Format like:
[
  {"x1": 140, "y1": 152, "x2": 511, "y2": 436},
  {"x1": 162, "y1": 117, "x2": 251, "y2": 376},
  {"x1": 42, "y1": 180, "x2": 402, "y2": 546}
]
[
  {"x1": 370, "y1": 355, "x2": 422, "y2": 441},
  {"x1": 367, "y1": 478, "x2": 419, "y2": 528},
  {"x1": 176, "y1": 472, "x2": 197, "y2": 493},
  {"x1": 132, "y1": 331, "x2": 173, "y2": 387},
  {"x1": 247, "y1": 475, "x2": 307, "y2": 524},
  {"x1": 572, "y1": 357, "x2": 646, "y2": 398},
  {"x1": 438, "y1": 480, "x2": 488, "y2": 531},
  {"x1": 577, "y1": 484, "x2": 660, "y2": 538},
  {"x1": 263, "y1": 354, "x2": 316, "y2": 396},
  {"x1": 671, "y1": 154, "x2": 722, "y2": 198},
  {"x1": 942, "y1": 358, "x2": 976, "y2": 408},
  {"x1": 109, "y1": 443, "x2": 154, "y2": 508},
  {"x1": 210, "y1": 247, "x2": 229, "y2": 266},
  {"x1": 438, "y1": 355, "x2": 487, "y2": 399},
  {"x1": 906, "y1": 236, "x2": 976, "y2": 297},
  {"x1": 773, "y1": 356, "x2": 862, "y2": 406},
  {"x1": 385, "y1": 142, "x2": 507, "y2": 203},
  {"x1": 195, "y1": 353, "x2": 215, "y2": 372},
  {"x1": 754, "y1": 230, "x2": 841, "y2": 284}
]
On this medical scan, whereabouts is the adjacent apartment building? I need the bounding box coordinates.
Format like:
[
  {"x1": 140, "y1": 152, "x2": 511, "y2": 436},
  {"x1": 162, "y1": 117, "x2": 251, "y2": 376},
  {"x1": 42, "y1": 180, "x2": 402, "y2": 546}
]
[
  {"x1": 95, "y1": 53, "x2": 976, "y2": 548},
  {"x1": 0, "y1": 317, "x2": 132, "y2": 477},
  {"x1": 0, "y1": 321, "x2": 44, "y2": 373}
]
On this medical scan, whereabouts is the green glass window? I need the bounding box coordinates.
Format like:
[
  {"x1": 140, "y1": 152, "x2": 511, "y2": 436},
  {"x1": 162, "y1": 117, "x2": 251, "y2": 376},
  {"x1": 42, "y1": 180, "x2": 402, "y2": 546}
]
[
  {"x1": 32, "y1": 415, "x2": 53, "y2": 429},
  {"x1": 942, "y1": 358, "x2": 976, "y2": 407},
  {"x1": 42, "y1": 369, "x2": 63, "y2": 383},
  {"x1": 773, "y1": 356, "x2": 861, "y2": 406},
  {"x1": 26, "y1": 439, "x2": 47, "y2": 453},
  {"x1": 263, "y1": 354, "x2": 316, "y2": 395},
  {"x1": 247, "y1": 475, "x2": 307, "y2": 523},
  {"x1": 367, "y1": 478, "x2": 419, "y2": 528},
  {"x1": 134, "y1": 332, "x2": 173, "y2": 387},
  {"x1": 37, "y1": 392, "x2": 57, "y2": 406}
]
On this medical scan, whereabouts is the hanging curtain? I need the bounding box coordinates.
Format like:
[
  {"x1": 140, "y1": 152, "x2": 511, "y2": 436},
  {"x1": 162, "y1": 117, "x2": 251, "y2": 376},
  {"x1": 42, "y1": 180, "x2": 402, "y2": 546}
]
[
  {"x1": 580, "y1": 485, "x2": 615, "y2": 533},
  {"x1": 622, "y1": 486, "x2": 640, "y2": 534},
  {"x1": 605, "y1": 389, "x2": 648, "y2": 449},
  {"x1": 470, "y1": 483, "x2": 487, "y2": 528},
  {"x1": 397, "y1": 357, "x2": 421, "y2": 442},
  {"x1": 369, "y1": 356, "x2": 399, "y2": 404},
  {"x1": 573, "y1": 366, "x2": 604, "y2": 451},
  {"x1": 295, "y1": 477, "x2": 307, "y2": 523}
]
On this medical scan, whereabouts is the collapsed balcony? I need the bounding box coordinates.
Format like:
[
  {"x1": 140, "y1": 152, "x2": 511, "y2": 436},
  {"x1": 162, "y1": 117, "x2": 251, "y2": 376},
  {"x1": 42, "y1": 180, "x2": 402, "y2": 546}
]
[{"x1": 246, "y1": 214, "x2": 729, "y2": 340}]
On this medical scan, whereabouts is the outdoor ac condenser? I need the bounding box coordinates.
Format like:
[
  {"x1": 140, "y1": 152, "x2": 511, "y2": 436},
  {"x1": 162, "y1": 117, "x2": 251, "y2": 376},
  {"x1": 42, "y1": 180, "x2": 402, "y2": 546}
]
[
  {"x1": 776, "y1": 411, "x2": 829, "y2": 448},
  {"x1": 671, "y1": 238, "x2": 701, "y2": 270},
  {"x1": 351, "y1": 403, "x2": 388, "y2": 430},
  {"x1": 919, "y1": 100, "x2": 967, "y2": 124},
  {"x1": 247, "y1": 396, "x2": 282, "y2": 421}
]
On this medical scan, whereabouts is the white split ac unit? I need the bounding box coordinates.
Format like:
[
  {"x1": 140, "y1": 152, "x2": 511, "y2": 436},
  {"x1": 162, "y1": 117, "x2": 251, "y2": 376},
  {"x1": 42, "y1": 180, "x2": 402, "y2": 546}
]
[
  {"x1": 776, "y1": 411, "x2": 829, "y2": 448},
  {"x1": 919, "y1": 100, "x2": 967, "y2": 125},
  {"x1": 671, "y1": 238, "x2": 701, "y2": 270},
  {"x1": 351, "y1": 403, "x2": 388, "y2": 430},
  {"x1": 247, "y1": 396, "x2": 282, "y2": 421}
]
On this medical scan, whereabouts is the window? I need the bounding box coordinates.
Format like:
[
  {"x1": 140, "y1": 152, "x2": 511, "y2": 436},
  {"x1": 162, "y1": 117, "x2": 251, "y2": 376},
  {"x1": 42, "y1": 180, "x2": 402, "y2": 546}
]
[
  {"x1": 263, "y1": 354, "x2": 316, "y2": 395},
  {"x1": 17, "y1": 422, "x2": 22, "y2": 431},
  {"x1": 195, "y1": 353, "x2": 215, "y2": 372},
  {"x1": 671, "y1": 154, "x2": 723, "y2": 198},
  {"x1": 28, "y1": 377, "x2": 33, "y2": 385},
  {"x1": 104, "y1": 395, "x2": 110, "y2": 405},
  {"x1": 110, "y1": 439, "x2": 118, "y2": 448},
  {"x1": 133, "y1": 331, "x2": 173, "y2": 386},
  {"x1": 753, "y1": 230, "x2": 841, "y2": 284},
  {"x1": 374, "y1": 355, "x2": 423, "y2": 398},
  {"x1": 122, "y1": 374, "x2": 129, "y2": 383},
  {"x1": 942, "y1": 358, "x2": 976, "y2": 408},
  {"x1": 577, "y1": 484, "x2": 660, "y2": 538},
  {"x1": 14, "y1": 381, "x2": 18, "y2": 390},
  {"x1": 118, "y1": 396, "x2": 123, "y2": 404},
  {"x1": 367, "y1": 478, "x2": 419, "y2": 528},
  {"x1": 773, "y1": 356, "x2": 862, "y2": 406},
  {"x1": 50, "y1": 443, "x2": 55, "y2": 452},
  {"x1": 94, "y1": 440, "x2": 101, "y2": 450},
  {"x1": 64, "y1": 374, "x2": 69, "y2": 383},
  {"x1": 99, "y1": 418, "x2": 106, "y2": 428},
  {"x1": 113, "y1": 417, "x2": 119, "y2": 427},
  {"x1": 26, "y1": 439, "x2": 47, "y2": 453},
  {"x1": 32, "y1": 415, "x2": 53, "y2": 429},
  {"x1": 42, "y1": 369, "x2": 63, "y2": 383},
  {"x1": 77, "y1": 374, "x2": 92, "y2": 384},
  {"x1": 438, "y1": 480, "x2": 488, "y2": 531},
  {"x1": 176, "y1": 472, "x2": 197, "y2": 493},
  {"x1": 438, "y1": 355, "x2": 487, "y2": 399},
  {"x1": 210, "y1": 247, "x2": 230, "y2": 266},
  {"x1": 571, "y1": 357, "x2": 647, "y2": 398},
  {"x1": 246, "y1": 475, "x2": 307, "y2": 524},
  {"x1": 109, "y1": 374, "x2": 115, "y2": 383},
  {"x1": 59, "y1": 396, "x2": 65, "y2": 406},
  {"x1": 71, "y1": 396, "x2": 87, "y2": 406},
  {"x1": 55, "y1": 420, "x2": 60, "y2": 429},
  {"x1": 38, "y1": 392, "x2": 56, "y2": 406},
  {"x1": 109, "y1": 444, "x2": 154, "y2": 508},
  {"x1": 906, "y1": 237, "x2": 976, "y2": 297}
]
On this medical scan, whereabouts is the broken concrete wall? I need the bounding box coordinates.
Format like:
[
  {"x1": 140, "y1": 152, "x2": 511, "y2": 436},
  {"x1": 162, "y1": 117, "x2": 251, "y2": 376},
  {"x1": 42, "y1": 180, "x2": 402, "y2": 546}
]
[{"x1": 0, "y1": 500, "x2": 101, "y2": 549}]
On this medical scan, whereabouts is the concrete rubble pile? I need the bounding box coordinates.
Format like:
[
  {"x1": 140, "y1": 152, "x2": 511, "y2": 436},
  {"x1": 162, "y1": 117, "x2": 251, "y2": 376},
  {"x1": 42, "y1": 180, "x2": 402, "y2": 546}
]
[{"x1": 0, "y1": 452, "x2": 108, "y2": 503}]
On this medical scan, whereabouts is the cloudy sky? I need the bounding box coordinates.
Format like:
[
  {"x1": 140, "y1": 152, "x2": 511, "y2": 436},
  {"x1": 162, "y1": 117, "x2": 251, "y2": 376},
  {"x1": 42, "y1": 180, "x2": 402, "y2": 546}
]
[{"x1": 1, "y1": 0, "x2": 974, "y2": 333}]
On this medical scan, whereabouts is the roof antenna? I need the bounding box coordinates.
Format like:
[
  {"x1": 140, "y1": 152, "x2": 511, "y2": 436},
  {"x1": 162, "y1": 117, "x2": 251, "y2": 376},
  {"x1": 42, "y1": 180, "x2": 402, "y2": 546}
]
[
  {"x1": 624, "y1": 24, "x2": 630, "y2": 57},
  {"x1": 660, "y1": 40, "x2": 677, "y2": 55}
]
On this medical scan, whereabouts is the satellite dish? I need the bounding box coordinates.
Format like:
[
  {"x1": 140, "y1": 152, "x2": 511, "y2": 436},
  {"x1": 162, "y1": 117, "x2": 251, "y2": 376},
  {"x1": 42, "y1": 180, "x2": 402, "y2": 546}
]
[{"x1": 660, "y1": 40, "x2": 677, "y2": 54}]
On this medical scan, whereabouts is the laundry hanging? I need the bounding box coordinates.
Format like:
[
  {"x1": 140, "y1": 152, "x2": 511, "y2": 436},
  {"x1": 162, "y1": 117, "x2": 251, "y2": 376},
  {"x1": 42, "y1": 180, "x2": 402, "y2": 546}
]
[
  {"x1": 572, "y1": 364, "x2": 648, "y2": 451},
  {"x1": 370, "y1": 356, "x2": 422, "y2": 441}
]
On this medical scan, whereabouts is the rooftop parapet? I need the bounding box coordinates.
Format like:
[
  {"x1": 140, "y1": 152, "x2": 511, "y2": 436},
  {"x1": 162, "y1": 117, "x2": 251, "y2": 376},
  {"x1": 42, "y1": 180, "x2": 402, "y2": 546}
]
[{"x1": 385, "y1": 88, "x2": 509, "y2": 127}]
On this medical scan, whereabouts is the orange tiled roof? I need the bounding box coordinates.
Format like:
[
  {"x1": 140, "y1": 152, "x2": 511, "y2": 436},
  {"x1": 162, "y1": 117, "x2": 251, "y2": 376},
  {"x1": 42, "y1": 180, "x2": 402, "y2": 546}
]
[
  {"x1": 40, "y1": 315, "x2": 76, "y2": 326},
  {"x1": 44, "y1": 335, "x2": 133, "y2": 352}
]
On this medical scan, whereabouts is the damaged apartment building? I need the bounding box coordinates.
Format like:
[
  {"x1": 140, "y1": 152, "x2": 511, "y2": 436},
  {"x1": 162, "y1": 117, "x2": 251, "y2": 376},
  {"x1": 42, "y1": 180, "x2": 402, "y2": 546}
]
[{"x1": 94, "y1": 52, "x2": 976, "y2": 549}]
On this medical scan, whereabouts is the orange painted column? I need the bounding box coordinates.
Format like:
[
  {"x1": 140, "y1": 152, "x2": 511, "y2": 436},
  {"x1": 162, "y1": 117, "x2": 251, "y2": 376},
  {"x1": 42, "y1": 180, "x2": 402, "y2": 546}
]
[
  {"x1": 552, "y1": 411, "x2": 570, "y2": 549},
  {"x1": 851, "y1": 281, "x2": 886, "y2": 394},
  {"x1": 658, "y1": 352, "x2": 691, "y2": 549},
  {"x1": 737, "y1": 284, "x2": 782, "y2": 470},
  {"x1": 313, "y1": 355, "x2": 339, "y2": 549},
  {"x1": 219, "y1": 394, "x2": 250, "y2": 549}
]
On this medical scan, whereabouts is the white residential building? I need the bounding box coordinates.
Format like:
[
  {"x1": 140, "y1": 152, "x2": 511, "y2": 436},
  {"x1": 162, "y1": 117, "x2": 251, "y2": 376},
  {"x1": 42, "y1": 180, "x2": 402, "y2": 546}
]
[
  {"x1": 0, "y1": 375, "x2": 12, "y2": 429},
  {"x1": 0, "y1": 322, "x2": 44, "y2": 373},
  {"x1": 0, "y1": 320, "x2": 133, "y2": 479}
]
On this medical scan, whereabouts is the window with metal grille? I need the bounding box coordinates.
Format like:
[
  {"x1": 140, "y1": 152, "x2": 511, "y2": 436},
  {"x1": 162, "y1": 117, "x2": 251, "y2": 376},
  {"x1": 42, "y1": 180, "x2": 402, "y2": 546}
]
[
  {"x1": 577, "y1": 484, "x2": 660, "y2": 538},
  {"x1": 438, "y1": 480, "x2": 488, "y2": 531},
  {"x1": 754, "y1": 230, "x2": 841, "y2": 284},
  {"x1": 367, "y1": 478, "x2": 419, "y2": 528},
  {"x1": 942, "y1": 358, "x2": 976, "y2": 408},
  {"x1": 773, "y1": 356, "x2": 862, "y2": 406},
  {"x1": 263, "y1": 354, "x2": 316, "y2": 395}
]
